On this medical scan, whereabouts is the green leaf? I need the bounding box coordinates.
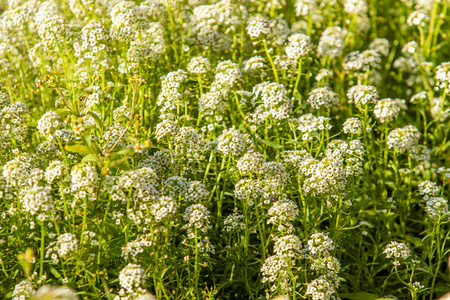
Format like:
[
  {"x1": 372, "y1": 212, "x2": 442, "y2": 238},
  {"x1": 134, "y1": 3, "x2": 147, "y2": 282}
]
[
  {"x1": 115, "y1": 147, "x2": 135, "y2": 156},
  {"x1": 110, "y1": 157, "x2": 131, "y2": 171},
  {"x1": 86, "y1": 111, "x2": 104, "y2": 130},
  {"x1": 81, "y1": 154, "x2": 101, "y2": 164},
  {"x1": 340, "y1": 292, "x2": 378, "y2": 300},
  {"x1": 64, "y1": 140, "x2": 90, "y2": 154},
  {"x1": 54, "y1": 108, "x2": 74, "y2": 117},
  {"x1": 49, "y1": 265, "x2": 62, "y2": 280},
  {"x1": 259, "y1": 139, "x2": 283, "y2": 149},
  {"x1": 114, "y1": 116, "x2": 129, "y2": 123},
  {"x1": 116, "y1": 160, "x2": 131, "y2": 170}
]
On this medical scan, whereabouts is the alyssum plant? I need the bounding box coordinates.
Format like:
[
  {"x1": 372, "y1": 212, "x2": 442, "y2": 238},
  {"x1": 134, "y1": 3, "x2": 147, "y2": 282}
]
[{"x1": 0, "y1": 0, "x2": 449, "y2": 299}]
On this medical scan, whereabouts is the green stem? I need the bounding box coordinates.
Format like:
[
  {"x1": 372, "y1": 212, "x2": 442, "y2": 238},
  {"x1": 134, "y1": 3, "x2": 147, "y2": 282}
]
[
  {"x1": 194, "y1": 227, "x2": 200, "y2": 299},
  {"x1": 263, "y1": 40, "x2": 279, "y2": 82},
  {"x1": 39, "y1": 220, "x2": 45, "y2": 278},
  {"x1": 293, "y1": 58, "x2": 303, "y2": 95}
]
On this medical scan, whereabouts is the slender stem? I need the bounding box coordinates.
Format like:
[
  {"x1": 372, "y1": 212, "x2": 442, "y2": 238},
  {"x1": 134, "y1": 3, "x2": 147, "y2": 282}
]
[
  {"x1": 293, "y1": 58, "x2": 303, "y2": 95},
  {"x1": 263, "y1": 40, "x2": 279, "y2": 82},
  {"x1": 39, "y1": 219, "x2": 45, "y2": 278},
  {"x1": 194, "y1": 227, "x2": 200, "y2": 299}
]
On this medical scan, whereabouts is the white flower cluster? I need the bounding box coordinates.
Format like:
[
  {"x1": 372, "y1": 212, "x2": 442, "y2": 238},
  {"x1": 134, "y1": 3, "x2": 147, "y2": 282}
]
[
  {"x1": 198, "y1": 91, "x2": 226, "y2": 117},
  {"x1": 12, "y1": 280, "x2": 35, "y2": 300},
  {"x1": 163, "y1": 176, "x2": 187, "y2": 198},
  {"x1": 84, "y1": 86, "x2": 108, "y2": 109},
  {"x1": 260, "y1": 162, "x2": 290, "y2": 188},
  {"x1": 184, "y1": 181, "x2": 209, "y2": 202},
  {"x1": 344, "y1": 0, "x2": 369, "y2": 15},
  {"x1": 187, "y1": 56, "x2": 211, "y2": 75},
  {"x1": 174, "y1": 126, "x2": 204, "y2": 154},
  {"x1": 369, "y1": 38, "x2": 390, "y2": 56},
  {"x1": 213, "y1": 60, "x2": 243, "y2": 93},
  {"x1": 70, "y1": 163, "x2": 99, "y2": 202},
  {"x1": 74, "y1": 20, "x2": 110, "y2": 59},
  {"x1": 252, "y1": 82, "x2": 293, "y2": 120},
  {"x1": 430, "y1": 96, "x2": 450, "y2": 122},
  {"x1": 285, "y1": 33, "x2": 313, "y2": 60},
  {"x1": 306, "y1": 275, "x2": 337, "y2": 300},
  {"x1": 190, "y1": 1, "x2": 248, "y2": 49},
  {"x1": 425, "y1": 197, "x2": 449, "y2": 221},
  {"x1": 343, "y1": 50, "x2": 381, "y2": 73},
  {"x1": 216, "y1": 128, "x2": 253, "y2": 156},
  {"x1": 121, "y1": 234, "x2": 153, "y2": 261},
  {"x1": 293, "y1": 114, "x2": 333, "y2": 141},
  {"x1": 126, "y1": 22, "x2": 165, "y2": 67},
  {"x1": 302, "y1": 157, "x2": 347, "y2": 199},
  {"x1": 155, "y1": 120, "x2": 179, "y2": 141},
  {"x1": 306, "y1": 233, "x2": 341, "y2": 300},
  {"x1": 223, "y1": 210, "x2": 246, "y2": 232},
  {"x1": 157, "y1": 70, "x2": 188, "y2": 112},
  {"x1": 407, "y1": 9, "x2": 429, "y2": 27},
  {"x1": 260, "y1": 254, "x2": 291, "y2": 293},
  {"x1": 37, "y1": 17, "x2": 66, "y2": 51},
  {"x1": 317, "y1": 26, "x2": 347, "y2": 58},
  {"x1": 102, "y1": 124, "x2": 127, "y2": 154},
  {"x1": 374, "y1": 98, "x2": 401, "y2": 123},
  {"x1": 57, "y1": 233, "x2": 78, "y2": 258},
  {"x1": 393, "y1": 41, "x2": 421, "y2": 73},
  {"x1": 434, "y1": 62, "x2": 450, "y2": 94},
  {"x1": 242, "y1": 56, "x2": 266, "y2": 75},
  {"x1": 267, "y1": 198, "x2": 299, "y2": 233},
  {"x1": 410, "y1": 91, "x2": 427, "y2": 104},
  {"x1": 120, "y1": 167, "x2": 160, "y2": 202},
  {"x1": 3, "y1": 154, "x2": 33, "y2": 188},
  {"x1": 387, "y1": 125, "x2": 420, "y2": 152},
  {"x1": 113, "y1": 106, "x2": 131, "y2": 122},
  {"x1": 25, "y1": 168, "x2": 45, "y2": 188},
  {"x1": 0, "y1": 91, "x2": 11, "y2": 108},
  {"x1": 418, "y1": 180, "x2": 439, "y2": 200},
  {"x1": 273, "y1": 55, "x2": 297, "y2": 72},
  {"x1": 274, "y1": 235, "x2": 302, "y2": 259},
  {"x1": 342, "y1": 117, "x2": 363, "y2": 135},
  {"x1": 68, "y1": 0, "x2": 106, "y2": 19},
  {"x1": 37, "y1": 111, "x2": 64, "y2": 136},
  {"x1": 383, "y1": 241, "x2": 411, "y2": 265},
  {"x1": 311, "y1": 255, "x2": 341, "y2": 275},
  {"x1": 0, "y1": 101, "x2": 30, "y2": 144},
  {"x1": 150, "y1": 196, "x2": 179, "y2": 222},
  {"x1": 139, "y1": 150, "x2": 173, "y2": 177},
  {"x1": 21, "y1": 185, "x2": 53, "y2": 215},
  {"x1": 33, "y1": 285, "x2": 78, "y2": 300},
  {"x1": 236, "y1": 150, "x2": 265, "y2": 176},
  {"x1": 270, "y1": 18, "x2": 291, "y2": 45},
  {"x1": 276, "y1": 150, "x2": 311, "y2": 169},
  {"x1": 196, "y1": 238, "x2": 215, "y2": 255},
  {"x1": 409, "y1": 145, "x2": 431, "y2": 162},
  {"x1": 347, "y1": 85, "x2": 379, "y2": 107},
  {"x1": 110, "y1": 1, "x2": 136, "y2": 41},
  {"x1": 307, "y1": 87, "x2": 340, "y2": 110},
  {"x1": 246, "y1": 17, "x2": 272, "y2": 39},
  {"x1": 295, "y1": 0, "x2": 318, "y2": 16},
  {"x1": 195, "y1": 24, "x2": 221, "y2": 49},
  {"x1": 118, "y1": 263, "x2": 146, "y2": 293},
  {"x1": 307, "y1": 233, "x2": 335, "y2": 257},
  {"x1": 325, "y1": 139, "x2": 365, "y2": 176},
  {"x1": 234, "y1": 179, "x2": 263, "y2": 205},
  {"x1": 182, "y1": 204, "x2": 211, "y2": 233},
  {"x1": 315, "y1": 69, "x2": 334, "y2": 82}
]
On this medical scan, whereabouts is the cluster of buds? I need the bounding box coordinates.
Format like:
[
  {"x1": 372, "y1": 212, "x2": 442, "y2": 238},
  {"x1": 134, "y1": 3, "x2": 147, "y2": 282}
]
[{"x1": 36, "y1": 74, "x2": 59, "y2": 88}]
